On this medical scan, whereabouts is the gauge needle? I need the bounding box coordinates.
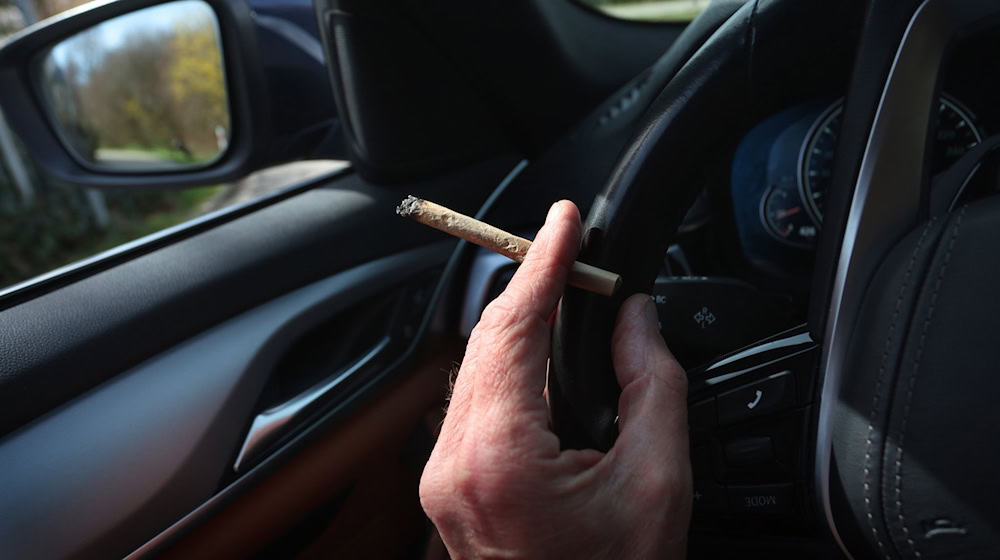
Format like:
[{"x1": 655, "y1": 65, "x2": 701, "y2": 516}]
[{"x1": 776, "y1": 206, "x2": 802, "y2": 219}]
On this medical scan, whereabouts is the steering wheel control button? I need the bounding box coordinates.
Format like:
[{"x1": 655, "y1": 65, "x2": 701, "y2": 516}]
[
  {"x1": 651, "y1": 277, "x2": 796, "y2": 369},
  {"x1": 724, "y1": 437, "x2": 775, "y2": 469},
  {"x1": 717, "y1": 371, "x2": 795, "y2": 426},
  {"x1": 727, "y1": 484, "x2": 794, "y2": 516}
]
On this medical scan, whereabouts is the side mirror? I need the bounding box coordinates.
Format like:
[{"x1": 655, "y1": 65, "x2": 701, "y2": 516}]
[
  {"x1": 36, "y1": 0, "x2": 229, "y2": 172},
  {"x1": 0, "y1": 0, "x2": 340, "y2": 189}
]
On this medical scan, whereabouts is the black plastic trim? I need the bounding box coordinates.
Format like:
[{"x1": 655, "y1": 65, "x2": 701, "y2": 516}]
[{"x1": 0, "y1": 243, "x2": 451, "y2": 560}]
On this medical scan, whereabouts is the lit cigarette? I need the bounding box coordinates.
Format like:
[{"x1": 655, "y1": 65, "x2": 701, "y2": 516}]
[{"x1": 396, "y1": 196, "x2": 622, "y2": 297}]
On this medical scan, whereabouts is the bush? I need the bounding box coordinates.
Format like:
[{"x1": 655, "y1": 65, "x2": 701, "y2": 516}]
[{"x1": 0, "y1": 161, "x2": 218, "y2": 288}]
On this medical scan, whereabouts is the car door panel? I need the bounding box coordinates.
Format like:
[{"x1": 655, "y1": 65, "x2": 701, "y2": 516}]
[
  {"x1": 0, "y1": 156, "x2": 519, "y2": 438},
  {"x1": 149, "y1": 337, "x2": 462, "y2": 560},
  {"x1": 0, "y1": 156, "x2": 521, "y2": 558},
  {"x1": 0, "y1": 242, "x2": 450, "y2": 559}
]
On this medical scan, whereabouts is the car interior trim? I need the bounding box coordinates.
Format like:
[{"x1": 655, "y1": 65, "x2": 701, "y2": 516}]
[
  {"x1": 122, "y1": 156, "x2": 528, "y2": 558},
  {"x1": 934, "y1": 134, "x2": 1000, "y2": 215},
  {"x1": 231, "y1": 336, "x2": 391, "y2": 473},
  {"x1": 704, "y1": 330, "x2": 813, "y2": 373},
  {"x1": 704, "y1": 365, "x2": 780, "y2": 388},
  {"x1": 456, "y1": 159, "x2": 529, "y2": 337},
  {"x1": 474, "y1": 159, "x2": 529, "y2": 221},
  {"x1": 816, "y1": 4, "x2": 927, "y2": 556},
  {"x1": 253, "y1": 12, "x2": 325, "y2": 63},
  {"x1": 0, "y1": 164, "x2": 352, "y2": 311},
  {"x1": 147, "y1": 337, "x2": 465, "y2": 559},
  {"x1": 703, "y1": 356, "x2": 802, "y2": 388},
  {"x1": 459, "y1": 250, "x2": 516, "y2": 339},
  {"x1": 0, "y1": 241, "x2": 451, "y2": 559}
]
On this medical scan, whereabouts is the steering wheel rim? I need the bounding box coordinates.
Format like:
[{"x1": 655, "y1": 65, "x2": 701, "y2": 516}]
[
  {"x1": 551, "y1": 0, "x2": 1000, "y2": 558},
  {"x1": 551, "y1": 0, "x2": 755, "y2": 451},
  {"x1": 550, "y1": 0, "x2": 858, "y2": 451}
]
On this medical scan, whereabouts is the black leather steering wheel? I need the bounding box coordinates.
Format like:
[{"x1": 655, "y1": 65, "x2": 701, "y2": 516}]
[
  {"x1": 551, "y1": 0, "x2": 857, "y2": 450},
  {"x1": 551, "y1": 0, "x2": 1000, "y2": 557}
]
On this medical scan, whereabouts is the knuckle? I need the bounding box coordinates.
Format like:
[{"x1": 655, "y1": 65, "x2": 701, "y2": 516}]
[
  {"x1": 450, "y1": 444, "x2": 513, "y2": 510},
  {"x1": 523, "y1": 254, "x2": 566, "y2": 284},
  {"x1": 633, "y1": 466, "x2": 690, "y2": 511},
  {"x1": 477, "y1": 297, "x2": 525, "y2": 334},
  {"x1": 420, "y1": 439, "x2": 514, "y2": 517},
  {"x1": 642, "y1": 466, "x2": 670, "y2": 501},
  {"x1": 469, "y1": 298, "x2": 537, "y2": 359},
  {"x1": 649, "y1": 353, "x2": 688, "y2": 399},
  {"x1": 452, "y1": 465, "x2": 489, "y2": 505},
  {"x1": 418, "y1": 462, "x2": 449, "y2": 517}
]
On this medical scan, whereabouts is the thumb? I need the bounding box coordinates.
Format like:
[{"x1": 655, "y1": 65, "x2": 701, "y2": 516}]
[{"x1": 609, "y1": 294, "x2": 690, "y2": 477}]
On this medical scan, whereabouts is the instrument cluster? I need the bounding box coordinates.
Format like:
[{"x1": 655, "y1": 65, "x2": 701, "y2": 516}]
[{"x1": 730, "y1": 94, "x2": 985, "y2": 275}]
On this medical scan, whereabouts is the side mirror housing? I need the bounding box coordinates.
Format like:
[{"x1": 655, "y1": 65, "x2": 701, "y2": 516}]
[{"x1": 0, "y1": 0, "x2": 341, "y2": 189}]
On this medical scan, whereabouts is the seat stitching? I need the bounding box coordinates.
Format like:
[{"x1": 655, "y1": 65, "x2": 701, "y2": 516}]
[
  {"x1": 864, "y1": 218, "x2": 936, "y2": 560},
  {"x1": 894, "y1": 206, "x2": 966, "y2": 558}
]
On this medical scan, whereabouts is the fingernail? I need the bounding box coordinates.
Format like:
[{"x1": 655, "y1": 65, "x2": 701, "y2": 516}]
[{"x1": 545, "y1": 201, "x2": 562, "y2": 225}]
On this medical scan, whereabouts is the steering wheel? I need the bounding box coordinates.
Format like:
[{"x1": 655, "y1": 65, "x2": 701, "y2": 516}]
[{"x1": 550, "y1": 0, "x2": 1000, "y2": 557}]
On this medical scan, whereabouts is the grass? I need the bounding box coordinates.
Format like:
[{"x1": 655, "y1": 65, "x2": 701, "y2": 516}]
[{"x1": 95, "y1": 144, "x2": 220, "y2": 166}]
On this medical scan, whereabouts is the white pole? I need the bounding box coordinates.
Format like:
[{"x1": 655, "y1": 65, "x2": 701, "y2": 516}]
[{"x1": 0, "y1": 109, "x2": 35, "y2": 207}]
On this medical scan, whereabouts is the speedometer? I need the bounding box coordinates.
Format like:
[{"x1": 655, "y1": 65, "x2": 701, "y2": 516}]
[{"x1": 799, "y1": 96, "x2": 983, "y2": 223}]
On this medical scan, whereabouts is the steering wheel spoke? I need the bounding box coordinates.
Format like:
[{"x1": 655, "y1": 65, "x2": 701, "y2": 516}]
[
  {"x1": 686, "y1": 326, "x2": 819, "y2": 526},
  {"x1": 650, "y1": 275, "x2": 798, "y2": 369}
]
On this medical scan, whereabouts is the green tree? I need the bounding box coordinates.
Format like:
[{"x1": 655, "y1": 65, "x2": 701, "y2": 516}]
[{"x1": 169, "y1": 22, "x2": 228, "y2": 157}]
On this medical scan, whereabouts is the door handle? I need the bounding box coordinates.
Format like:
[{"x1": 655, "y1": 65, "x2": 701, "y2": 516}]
[{"x1": 232, "y1": 336, "x2": 390, "y2": 472}]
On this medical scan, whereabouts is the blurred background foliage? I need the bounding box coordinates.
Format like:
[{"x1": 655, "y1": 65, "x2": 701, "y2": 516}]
[
  {"x1": 0, "y1": 0, "x2": 226, "y2": 289},
  {"x1": 43, "y1": 7, "x2": 229, "y2": 164},
  {"x1": 0, "y1": 166, "x2": 218, "y2": 287}
]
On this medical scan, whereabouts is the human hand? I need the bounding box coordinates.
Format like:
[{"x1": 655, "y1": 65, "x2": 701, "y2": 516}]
[{"x1": 419, "y1": 201, "x2": 692, "y2": 559}]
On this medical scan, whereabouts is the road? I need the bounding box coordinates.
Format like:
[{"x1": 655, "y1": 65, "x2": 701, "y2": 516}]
[
  {"x1": 92, "y1": 148, "x2": 192, "y2": 170},
  {"x1": 201, "y1": 160, "x2": 349, "y2": 212},
  {"x1": 599, "y1": 0, "x2": 709, "y2": 22}
]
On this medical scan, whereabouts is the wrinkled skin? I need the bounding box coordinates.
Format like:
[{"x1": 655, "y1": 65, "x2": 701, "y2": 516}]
[{"x1": 420, "y1": 201, "x2": 692, "y2": 559}]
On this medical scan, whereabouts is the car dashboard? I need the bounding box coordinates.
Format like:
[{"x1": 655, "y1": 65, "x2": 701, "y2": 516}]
[{"x1": 728, "y1": 32, "x2": 1000, "y2": 283}]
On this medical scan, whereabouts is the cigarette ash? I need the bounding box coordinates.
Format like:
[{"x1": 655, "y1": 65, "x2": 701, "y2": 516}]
[{"x1": 396, "y1": 195, "x2": 423, "y2": 217}]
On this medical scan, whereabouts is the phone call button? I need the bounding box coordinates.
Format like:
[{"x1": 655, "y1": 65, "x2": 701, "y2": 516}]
[{"x1": 717, "y1": 371, "x2": 795, "y2": 425}]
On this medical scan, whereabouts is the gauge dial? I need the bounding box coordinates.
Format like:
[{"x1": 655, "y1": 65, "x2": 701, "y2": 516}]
[
  {"x1": 761, "y1": 183, "x2": 819, "y2": 248},
  {"x1": 799, "y1": 96, "x2": 983, "y2": 223}
]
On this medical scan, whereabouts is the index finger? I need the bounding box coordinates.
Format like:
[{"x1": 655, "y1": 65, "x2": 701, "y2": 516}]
[
  {"x1": 464, "y1": 201, "x2": 582, "y2": 417},
  {"x1": 502, "y1": 200, "x2": 582, "y2": 321}
]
